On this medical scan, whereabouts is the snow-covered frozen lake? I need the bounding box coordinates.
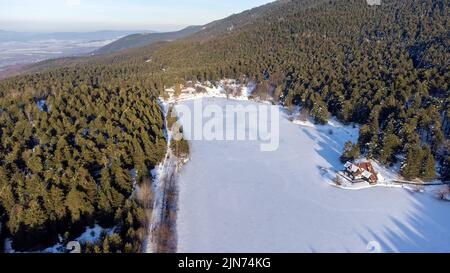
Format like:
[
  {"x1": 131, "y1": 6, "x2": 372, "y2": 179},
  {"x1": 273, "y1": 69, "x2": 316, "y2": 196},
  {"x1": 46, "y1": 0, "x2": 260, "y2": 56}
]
[{"x1": 176, "y1": 98, "x2": 450, "y2": 253}]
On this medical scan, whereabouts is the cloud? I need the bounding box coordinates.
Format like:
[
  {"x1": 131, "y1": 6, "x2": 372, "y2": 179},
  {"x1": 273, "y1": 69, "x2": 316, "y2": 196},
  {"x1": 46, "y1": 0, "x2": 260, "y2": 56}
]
[{"x1": 65, "y1": 0, "x2": 81, "y2": 7}]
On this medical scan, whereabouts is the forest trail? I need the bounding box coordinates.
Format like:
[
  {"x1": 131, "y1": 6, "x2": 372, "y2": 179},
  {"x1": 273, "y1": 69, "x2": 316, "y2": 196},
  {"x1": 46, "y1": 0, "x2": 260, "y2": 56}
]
[{"x1": 144, "y1": 100, "x2": 180, "y2": 253}]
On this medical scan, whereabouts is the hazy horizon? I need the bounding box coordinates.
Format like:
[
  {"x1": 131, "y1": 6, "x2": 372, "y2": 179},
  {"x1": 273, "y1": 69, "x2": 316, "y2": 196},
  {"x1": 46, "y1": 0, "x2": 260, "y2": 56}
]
[{"x1": 0, "y1": 0, "x2": 274, "y2": 33}]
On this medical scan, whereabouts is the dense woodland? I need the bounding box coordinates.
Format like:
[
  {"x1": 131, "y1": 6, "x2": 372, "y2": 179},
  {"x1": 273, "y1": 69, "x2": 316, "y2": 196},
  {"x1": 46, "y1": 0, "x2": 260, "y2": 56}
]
[
  {"x1": 0, "y1": 69, "x2": 167, "y2": 251},
  {"x1": 0, "y1": 0, "x2": 449, "y2": 251}
]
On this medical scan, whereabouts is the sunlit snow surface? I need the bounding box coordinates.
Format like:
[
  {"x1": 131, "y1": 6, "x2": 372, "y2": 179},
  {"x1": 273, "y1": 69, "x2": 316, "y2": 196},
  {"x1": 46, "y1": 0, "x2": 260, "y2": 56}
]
[{"x1": 176, "y1": 98, "x2": 450, "y2": 253}]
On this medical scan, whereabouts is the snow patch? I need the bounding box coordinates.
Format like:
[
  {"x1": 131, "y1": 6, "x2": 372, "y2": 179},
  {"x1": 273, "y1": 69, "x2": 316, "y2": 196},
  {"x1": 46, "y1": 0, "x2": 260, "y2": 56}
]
[
  {"x1": 164, "y1": 79, "x2": 256, "y2": 103},
  {"x1": 76, "y1": 225, "x2": 115, "y2": 245},
  {"x1": 36, "y1": 99, "x2": 50, "y2": 112},
  {"x1": 4, "y1": 225, "x2": 115, "y2": 253}
]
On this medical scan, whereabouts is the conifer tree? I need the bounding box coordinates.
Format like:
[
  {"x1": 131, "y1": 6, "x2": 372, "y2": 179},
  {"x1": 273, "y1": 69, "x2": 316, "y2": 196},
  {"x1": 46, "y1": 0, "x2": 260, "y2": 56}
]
[
  {"x1": 340, "y1": 141, "x2": 360, "y2": 163},
  {"x1": 420, "y1": 146, "x2": 436, "y2": 181},
  {"x1": 402, "y1": 145, "x2": 422, "y2": 180}
]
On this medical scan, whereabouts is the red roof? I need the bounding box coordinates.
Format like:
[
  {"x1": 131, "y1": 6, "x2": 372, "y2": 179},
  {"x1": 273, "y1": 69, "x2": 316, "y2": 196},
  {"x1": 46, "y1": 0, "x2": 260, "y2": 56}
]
[
  {"x1": 356, "y1": 162, "x2": 375, "y2": 173},
  {"x1": 355, "y1": 162, "x2": 378, "y2": 182}
]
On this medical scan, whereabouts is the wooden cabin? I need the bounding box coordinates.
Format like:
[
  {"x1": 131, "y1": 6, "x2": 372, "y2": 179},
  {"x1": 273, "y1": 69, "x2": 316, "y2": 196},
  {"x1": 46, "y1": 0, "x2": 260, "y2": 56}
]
[{"x1": 344, "y1": 161, "x2": 379, "y2": 184}]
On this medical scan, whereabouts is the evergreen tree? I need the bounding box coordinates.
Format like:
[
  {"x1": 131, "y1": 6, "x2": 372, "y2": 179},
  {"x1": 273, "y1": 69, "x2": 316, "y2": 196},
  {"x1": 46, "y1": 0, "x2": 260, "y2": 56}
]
[
  {"x1": 420, "y1": 146, "x2": 436, "y2": 181},
  {"x1": 174, "y1": 83, "x2": 182, "y2": 98},
  {"x1": 441, "y1": 156, "x2": 450, "y2": 181},
  {"x1": 65, "y1": 188, "x2": 94, "y2": 223},
  {"x1": 402, "y1": 145, "x2": 422, "y2": 180},
  {"x1": 340, "y1": 141, "x2": 360, "y2": 163},
  {"x1": 379, "y1": 133, "x2": 401, "y2": 164}
]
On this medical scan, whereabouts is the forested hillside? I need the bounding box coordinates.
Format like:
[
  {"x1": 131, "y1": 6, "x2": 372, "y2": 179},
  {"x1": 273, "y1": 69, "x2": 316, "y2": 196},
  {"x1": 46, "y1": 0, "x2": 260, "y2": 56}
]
[
  {"x1": 0, "y1": 68, "x2": 167, "y2": 251},
  {"x1": 0, "y1": 0, "x2": 449, "y2": 252},
  {"x1": 94, "y1": 26, "x2": 202, "y2": 55}
]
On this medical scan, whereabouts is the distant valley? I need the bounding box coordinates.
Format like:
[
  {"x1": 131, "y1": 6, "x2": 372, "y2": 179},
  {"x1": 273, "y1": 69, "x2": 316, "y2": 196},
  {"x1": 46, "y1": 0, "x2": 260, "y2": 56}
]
[{"x1": 0, "y1": 30, "x2": 152, "y2": 72}]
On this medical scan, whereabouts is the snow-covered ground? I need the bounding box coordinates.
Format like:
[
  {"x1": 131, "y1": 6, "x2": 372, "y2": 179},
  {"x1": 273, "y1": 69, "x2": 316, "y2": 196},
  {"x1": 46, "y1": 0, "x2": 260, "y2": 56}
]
[
  {"x1": 164, "y1": 79, "x2": 256, "y2": 103},
  {"x1": 4, "y1": 225, "x2": 115, "y2": 253},
  {"x1": 176, "y1": 97, "x2": 450, "y2": 253}
]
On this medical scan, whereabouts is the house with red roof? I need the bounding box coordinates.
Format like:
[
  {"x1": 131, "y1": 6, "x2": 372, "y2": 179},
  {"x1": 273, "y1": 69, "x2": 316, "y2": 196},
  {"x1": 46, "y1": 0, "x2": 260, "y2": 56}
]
[{"x1": 344, "y1": 161, "x2": 379, "y2": 184}]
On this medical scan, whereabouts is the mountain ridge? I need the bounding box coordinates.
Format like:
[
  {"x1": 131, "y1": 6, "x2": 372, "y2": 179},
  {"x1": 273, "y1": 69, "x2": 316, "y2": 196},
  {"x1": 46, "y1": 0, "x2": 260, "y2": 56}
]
[
  {"x1": 93, "y1": 0, "x2": 288, "y2": 55},
  {"x1": 93, "y1": 26, "x2": 203, "y2": 55}
]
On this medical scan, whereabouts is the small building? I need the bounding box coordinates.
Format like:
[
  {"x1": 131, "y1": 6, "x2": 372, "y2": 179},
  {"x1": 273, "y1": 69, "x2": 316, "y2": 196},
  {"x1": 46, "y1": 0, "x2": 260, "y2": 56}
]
[{"x1": 344, "y1": 161, "x2": 379, "y2": 184}]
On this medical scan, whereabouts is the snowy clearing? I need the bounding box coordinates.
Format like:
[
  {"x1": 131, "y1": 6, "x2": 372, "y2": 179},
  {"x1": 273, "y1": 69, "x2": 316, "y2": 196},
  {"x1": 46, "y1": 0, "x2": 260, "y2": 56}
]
[
  {"x1": 164, "y1": 79, "x2": 256, "y2": 103},
  {"x1": 176, "y1": 97, "x2": 450, "y2": 253}
]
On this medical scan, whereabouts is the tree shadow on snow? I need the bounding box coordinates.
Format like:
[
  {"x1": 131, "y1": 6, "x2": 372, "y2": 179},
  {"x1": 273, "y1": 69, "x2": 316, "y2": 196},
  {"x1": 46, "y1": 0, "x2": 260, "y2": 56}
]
[
  {"x1": 297, "y1": 124, "x2": 450, "y2": 253},
  {"x1": 356, "y1": 194, "x2": 450, "y2": 253}
]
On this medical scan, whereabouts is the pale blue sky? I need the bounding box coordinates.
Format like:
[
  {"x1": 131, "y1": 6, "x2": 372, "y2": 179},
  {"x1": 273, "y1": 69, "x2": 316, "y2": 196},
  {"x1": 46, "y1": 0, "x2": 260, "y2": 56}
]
[{"x1": 0, "y1": 0, "x2": 274, "y2": 32}]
